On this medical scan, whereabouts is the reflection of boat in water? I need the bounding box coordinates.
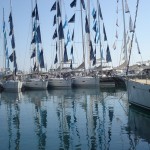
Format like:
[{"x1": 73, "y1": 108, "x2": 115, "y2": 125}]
[
  {"x1": 48, "y1": 88, "x2": 101, "y2": 97},
  {"x1": 22, "y1": 90, "x2": 48, "y2": 103},
  {"x1": 1, "y1": 91, "x2": 22, "y2": 102},
  {"x1": 128, "y1": 105, "x2": 150, "y2": 143}
]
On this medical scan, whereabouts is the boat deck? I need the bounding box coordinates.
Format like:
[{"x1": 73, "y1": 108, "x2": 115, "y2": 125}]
[{"x1": 131, "y1": 79, "x2": 150, "y2": 85}]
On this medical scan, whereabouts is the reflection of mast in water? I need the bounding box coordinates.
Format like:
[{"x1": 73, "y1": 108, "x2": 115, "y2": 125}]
[
  {"x1": 7, "y1": 98, "x2": 13, "y2": 150},
  {"x1": 86, "y1": 91, "x2": 97, "y2": 149},
  {"x1": 56, "y1": 93, "x2": 70, "y2": 149},
  {"x1": 33, "y1": 97, "x2": 47, "y2": 150},
  {"x1": 71, "y1": 96, "x2": 81, "y2": 147},
  {"x1": 3, "y1": 92, "x2": 22, "y2": 150},
  {"x1": 107, "y1": 106, "x2": 114, "y2": 149},
  {"x1": 13, "y1": 100, "x2": 20, "y2": 150}
]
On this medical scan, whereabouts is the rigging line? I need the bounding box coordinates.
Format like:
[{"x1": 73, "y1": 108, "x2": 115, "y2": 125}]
[
  {"x1": 117, "y1": 92, "x2": 128, "y2": 114},
  {"x1": 126, "y1": 0, "x2": 140, "y2": 75}
]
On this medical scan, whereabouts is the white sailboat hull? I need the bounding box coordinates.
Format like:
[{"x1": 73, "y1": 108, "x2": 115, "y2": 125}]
[
  {"x1": 23, "y1": 79, "x2": 48, "y2": 90},
  {"x1": 72, "y1": 76, "x2": 100, "y2": 87},
  {"x1": 3, "y1": 80, "x2": 22, "y2": 92},
  {"x1": 48, "y1": 78, "x2": 72, "y2": 88},
  {"x1": 127, "y1": 79, "x2": 150, "y2": 110}
]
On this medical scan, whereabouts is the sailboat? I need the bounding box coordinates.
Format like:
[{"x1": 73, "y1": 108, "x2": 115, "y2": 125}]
[
  {"x1": 48, "y1": 0, "x2": 72, "y2": 88},
  {"x1": 22, "y1": 0, "x2": 48, "y2": 90},
  {"x1": 2, "y1": 4, "x2": 22, "y2": 92},
  {"x1": 69, "y1": 0, "x2": 100, "y2": 87},
  {"x1": 120, "y1": 0, "x2": 150, "y2": 109}
]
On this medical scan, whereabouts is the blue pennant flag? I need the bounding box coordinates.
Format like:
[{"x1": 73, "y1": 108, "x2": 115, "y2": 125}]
[
  {"x1": 53, "y1": 15, "x2": 56, "y2": 26},
  {"x1": 9, "y1": 50, "x2": 16, "y2": 62},
  {"x1": 64, "y1": 44, "x2": 68, "y2": 62},
  {"x1": 56, "y1": 42, "x2": 57, "y2": 51},
  {"x1": 36, "y1": 25, "x2": 42, "y2": 43},
  {"x1": 90, "y1": 41, "x2": 94, "y2": 60},
  {"x1": 51, "y1": 2, "x2": 56, "y2": 11},
  {"x1": 93, "y1": 21, "x2": 97, "y2": 32},
  {"x1": 94, "y1": 47, "x2": 96, "y2": 54},
  {"x1": 70, "y1": 0, "x2": 76, "y2": 8},
  {"x1": 85, "y1": 16, "x2": 90, "y2": 33},
  {"x1": 81, "y1": 0, "x2": 86, "y2": 10},
  {"x1": 32, "y1": 7, "x2": 36, "y2": 17},
  {"x1": 68, "y1": 14, "x2": 75, "y2": 23},
  {"x1": 31, "y1": 33, "x2": 36, "y2": 44},
  {"x1": 98, "y1": 3, "x2": 103, "y2": 20},
  {"x1": 57, "y1": 2, "x2": 61, "y2": 17},
  {"x1": 11, "y1": 34, "x2": 15, "y2": 49},
  {"x1": 39, "y1": 48, "x2": 45, "y2": 68},
  {"x1": 93, "y1": 56, "x2": 96, "y2": 66},
  {"x1": 72, "y1": 30, "x2": 74, "y2": 41},
  {"x1": 33, "y1": 62, "x2": 36, "y2": 71},
  {"x1": 54, "y1": 53, "x2": 58, "y2": 64},
  {"x1": 70, "y1": 60, "x2": 73, "y2": 69},
  {"x1": 103, "y1": 23, "x2": 107, "y2": 41},
  {"x1": 71, "y1": 45, "x2": 73, "y2": 55},
  {"x1": 35, "y1": 4, "x2": 39, "y2": 20},
  {"x1": 94, "y1": 34, "x2": 96, "y2": 43},
  {"x1": 31, "y1": 48, "x2": 36, "y2": 58},
  {"x1": 92, "y1": 8, "x2": 97, "y2": 20},
  {"x1": 58, "y1": 21, "x2": 64, "y2": 40},
  {"x1": 106, "y1": 45, "x2": 112, "y2": 62},
  {"x1": 3, "y1": 20, "x2": 5, "y2": 32},
  {"x1": 52, "y1": 29, "x2": 57, "y2": 40}
]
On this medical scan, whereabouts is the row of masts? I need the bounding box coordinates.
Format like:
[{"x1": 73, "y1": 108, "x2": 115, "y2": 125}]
[{"x1": 2, "y1": 0, "x2": 137, "y2": 75}]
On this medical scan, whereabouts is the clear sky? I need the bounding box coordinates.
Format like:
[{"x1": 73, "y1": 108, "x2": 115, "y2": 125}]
[{"x1": 0, "y1": 0, "x2": 150, "y2": 72}]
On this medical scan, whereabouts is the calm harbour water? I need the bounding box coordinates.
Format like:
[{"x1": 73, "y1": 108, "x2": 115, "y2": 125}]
[{"x1": 0, "y1": 87, "x2": 150, "y2": 150}]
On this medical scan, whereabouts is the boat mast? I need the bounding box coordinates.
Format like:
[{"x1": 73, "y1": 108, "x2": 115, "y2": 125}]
[
  {"x1": 3, "y1": 8, "x2": 6, "y2": 72},
  {"x1": 31, "y1": 0, "x2": 34, "y2": 73},
  {"x1": 97, "y1": 0, "x2": 103, "y2": 75},
  {"x1": 122, "y1": 0, "x2": 128, "y2": 68},
  {"x1": 87, "y1": 0, "x2": 91, "y2": 69},
  {"x1": 59, "y1": 0, "x2": 64, "y2": 70},
  {"x1": 35, "y1": 0, "x2": 39, "y2": 73},
  {"x1": 80, "y1": 0, "x2": 86, "y2": 72},
  {"x1": 10, "y1": 0, "x2": 15, "y2": 76}
]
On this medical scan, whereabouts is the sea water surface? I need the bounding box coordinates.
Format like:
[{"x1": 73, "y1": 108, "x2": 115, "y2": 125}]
[{"x1": 0, "y1": 87, "x2": 150, "y2": 150}]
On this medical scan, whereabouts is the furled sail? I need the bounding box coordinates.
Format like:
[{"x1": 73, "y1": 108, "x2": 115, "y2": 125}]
[
  {"x1": 106, "y1": 45, "x2": 112, "y2": 62},
  {"x1": 64, "y1": 44, "x2": 68, "y2": 62}
]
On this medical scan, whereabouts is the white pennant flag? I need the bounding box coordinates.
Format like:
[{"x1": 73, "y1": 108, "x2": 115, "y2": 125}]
[{"x1": 113, "y1": 41, "x2": 116, "y2": 50}]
